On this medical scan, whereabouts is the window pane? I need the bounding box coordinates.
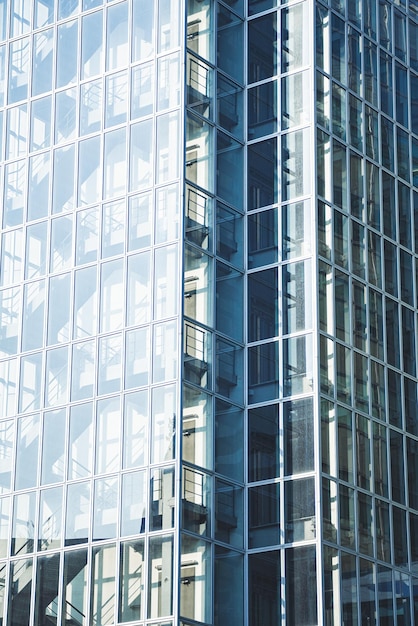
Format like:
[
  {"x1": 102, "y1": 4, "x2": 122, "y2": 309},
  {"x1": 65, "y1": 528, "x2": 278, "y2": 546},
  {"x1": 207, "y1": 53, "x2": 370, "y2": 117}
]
[
  {"x1": 249, "y1": 341, "x2": 279, "y2": 403},
  {"x1": 76, "y1": 206, "x2": 99, "y2": 265},
  {"x1": 25, "y1": 221, "x2": 47, "y2": 280},
  {"x1": 45, "y1": 346, "x2": 69, "y2": 407},
  {"x1": 81, "y1": 10, "x2": 103, "y2": 79},
  {"x1": 12, "y1": 491, "x2": 36, "y2": 555},
  {"x1": 180, "y1": 535, "x2": 211, "y2": 623},
  {"x1": 132, "y1": 0, "x2": 154, "y2": 61},
  {"x1": 55, "y1": 87, "x2": 77, "y2": 143},
  {"x1": 286, "y1": 546, "x2": 317, "y2": 625},
  {"x1": 19, "y1": 352, "x2": 43, "y2": 412},
  {"x1": 105, "y1": 71, "x2": 127, "y2": 127},
  {"x1": 283, "y1": 334, "x2": 313, "y2": 397},
  {"x1": 150, "y1": 466, "x2": 175, "y2": 531},
  {"x1": 285, "y1": 477, "x2": 315, "y2": 542},
  {"x1": 283, "y1": 261, "x2": 312, "y2": 334},
  {"x1": 8, "y1": 38, "x2": 30, "y2": 104},
  {"x1": 282, "y1": 3, "x2": 310, "y2": 71},
  {"x1": 130, "y1": 120, "x2": 153, "y2": 191},
  {"x1": 123, "y1": 391, "x2": 148, "y2": 470},
  {"x1": 65, "y1": 481, "x2": 90, "y2": 546},
  {"x1": 78, "y1": 135, "x2": 101, "y2": 206},
  {"x1": 284, "y1": 397, "x2": 314, "y2": 475},
  {"x1": 92, "y1": 547, "x2": 118, "y2": 626},
  {"x1": 154, "y1": 244, "x2": 178, "y2": 320},
  {"x1": 249, "y1": 551, "x2": 280, "y2": 626},
  {"x1": 158, "y1": 0, "x2": 180, "y2": 52},
  {"x1": 0, "y1": 420, "x2": 14, "y2": 494},
  {"x1": 248, "y1": 404, "x2": 278, "y2": 482},
  {"x1": 148, "y1": 535, "x2": 173, "y2": 618},
  {"x1": 57, "y1": 20, "x2": 78, "y2": 88},
  {"x1": 38, "y1": 486, "x2": 63, "y2": 550},
  {"x1": 47, "y1": 273, "x2": 71, "y2": 345},
  {"x1": 104, "y1": 128, "x2": 126, "y2": 199},
  {"x1": 158, "y1": 52, "x2": 180, "y2": 111},
  {"x1": 248, "y1": 269, "x2": 278, "y2": 342},
  {"x1": 80, "y1": 80, "x2": 102, "y2": 135},
  {"x1": 157, "y1": 112, "x2": 180, "y2": 184},
  {"x1": 74, "y1": 265, "x2": 98, "y2": 338},
  {"x1": 0, "y1": 228, "x2": 23, "y2": 287},
  {"x1": 34, "y1": 553, "x2": 60, "y2": 624},
  {"x1": 50, "y1": 215, "x2": 73, "y2": 273},
  {"x1": 121, "y1": 471, "x2": 146, "y2": 536},
  {"x1": 119, "y1": 540, "x2": 145, "y2": 622},
  {"x1": 7, "y1": 104, "x2": 27, "y2": 159},
  {"x1": 95, "y1": 397, "x2": 121, "y2": 474},
  {"x1": 248, "y1": 139, "x2": 277, "y2": 210},
  {"x1": 32, "y1": 29, "x2": 53, "y2": 96},
  {"x1": 52, "y1": 144, "x2": 75, "y2": 213},
  {"x1": 151, "y1": 384, "x2": 176, "y2": 464},
  {"x1": 248, "y1": 14, "x2": 277, "y2": 83},
  {"x1": 68, "y1": 403, "x2": 94, "y2": 480},
  {"x1": 76, "y1": 207, "x2": 99, "y2": 265},
  {"x1": 106, "y1": 1, "x2": 128, "y2": 70},
  {"x1": 93, "y1": 477, "x2": 118, "y2": 540},
  {"x1": 125, "y1": 326, "x2": 149, "y2": 389},
  {"x1": 4, "y1": 160, "x2": 27, "y2": 227},
  {"x1": 9, "y1": 559, "x2": 33, "y2": 625},
  {"x1": 63, "y1": 549, "x2": 88, "y2": 626},
  {"x1": 282, "y1": 70, "x2": 310, "y2": 129},
  {"x1": 249, "y1": 483, "x2": 280, "y2": 548},
  {"x1": 100, "y1": 259, "x2": 124, "y2": 332},
  {"x1": 71, "y1": 340, "x2": 95, "y2": 401},
  {"x1": 0, "y1": 287, "x2": 19, "y2": 358},
  {"x1": 41, "y1": 409, "x2": 66, "y2": 485},
  {"x1": 15, "y1": 414, "x2": 40, "y2": 490}
]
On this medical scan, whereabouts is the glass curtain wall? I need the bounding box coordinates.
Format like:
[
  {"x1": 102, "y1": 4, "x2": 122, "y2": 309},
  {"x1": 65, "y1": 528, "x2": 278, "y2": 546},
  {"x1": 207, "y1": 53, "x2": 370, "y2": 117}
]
[
  {"x1": 2, "y1": 0, "x2": 418, "y2": 623},
  {"x1": 181, "y1": 0, "x2": 245, "y2": 623},
  {"x1": 318, "y1": 0, "x2": 418, "y2": 623},
  {"x1": 0, "y1": 0, "x2": 183, "y2": 624},
  {"x1": 247, "y1": 1, "x2": 317, "y2": 625}
]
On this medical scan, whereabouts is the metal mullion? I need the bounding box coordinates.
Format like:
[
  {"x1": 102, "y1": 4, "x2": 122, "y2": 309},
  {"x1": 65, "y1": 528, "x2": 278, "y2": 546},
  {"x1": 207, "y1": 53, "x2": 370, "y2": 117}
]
[{"x1": 28, "y1": 492, "x2": 39, "y2": 626}]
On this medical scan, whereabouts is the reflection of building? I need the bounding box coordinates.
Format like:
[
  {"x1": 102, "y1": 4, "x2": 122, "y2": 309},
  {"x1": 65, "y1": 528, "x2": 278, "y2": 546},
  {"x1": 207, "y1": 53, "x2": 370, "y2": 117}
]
[{"x1": 0, "y1": 0, "x2": 418, "y2": 624}]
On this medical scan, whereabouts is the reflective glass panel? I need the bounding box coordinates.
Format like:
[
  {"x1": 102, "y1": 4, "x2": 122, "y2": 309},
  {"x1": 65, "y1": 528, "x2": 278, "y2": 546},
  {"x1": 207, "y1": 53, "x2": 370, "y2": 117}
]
[
  {"x1": 63, "y1": 549, "x2": 88, "y2": 626},
  {"x1": 41, "y1": 409, "x2": 66, "y2": 485},
  {"x1": 121, "y1": 471, "x2": 146, "y2": 536},
  {"x1": 68, "y1": 403, "x2": 93, "y2": 480},
  {"x1": 91, "y1": 544, "x2": 116, "y2": 624},
  {"x1": 123, "y1": 390, "x2": 148, "y2": 469},
  {"x1": 38, "y1": 486, "x2": 63, "y2": 551},
  {"x1": 65, "y1": 481, "x2": 90, "y2": 546},
  {"x1": 34, "y1": 554, "x2": 60, "y2": 624},
  {"x1": 119, "y1": 540, "x2": 145, "y2": 622}
]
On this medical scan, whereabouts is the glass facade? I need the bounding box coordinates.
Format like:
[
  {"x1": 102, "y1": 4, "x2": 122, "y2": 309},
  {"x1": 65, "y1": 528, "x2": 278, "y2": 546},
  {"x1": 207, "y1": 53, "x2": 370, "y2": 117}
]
[
  {"x1": 317, "y1": 0, "x2": 418, "y2": 623},
  {"x1": 0, "y1": 0, "x2": 417, "y2": 624},
  {"x1": 1, "y1": 0, "x2": 182, "y2": 624}
]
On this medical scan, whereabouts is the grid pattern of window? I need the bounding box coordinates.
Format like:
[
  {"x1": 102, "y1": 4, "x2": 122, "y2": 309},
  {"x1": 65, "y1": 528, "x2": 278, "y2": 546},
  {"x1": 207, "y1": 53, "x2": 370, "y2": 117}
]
[
  {"x1": 317, "y1": 0, "x2": 418, "y2": 623},
  {"x1": 0, "y1": 0, "x2": 182, "y2": 623},
  {"x1": 1, "y1": 0, "x2": 418, "y2": 624},
  {"x1": 245, "y1": 3, "x2": 318, "y2": 624},
  {"x1": 181, "y1": 1, "x2": 246, "y2": 623}
]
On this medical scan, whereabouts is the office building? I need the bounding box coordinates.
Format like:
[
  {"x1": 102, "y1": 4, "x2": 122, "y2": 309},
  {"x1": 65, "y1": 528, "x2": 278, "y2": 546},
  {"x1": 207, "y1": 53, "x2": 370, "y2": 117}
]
[{"x1": 0, "y1": 0, "x2": 418, "y2": 623}]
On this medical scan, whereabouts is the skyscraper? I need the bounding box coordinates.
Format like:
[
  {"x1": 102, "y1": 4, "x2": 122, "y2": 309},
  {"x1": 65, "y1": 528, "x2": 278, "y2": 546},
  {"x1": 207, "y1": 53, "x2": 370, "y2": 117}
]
[{"x1": 0, "y1": 0, "x2": 418, "y2": 623}]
